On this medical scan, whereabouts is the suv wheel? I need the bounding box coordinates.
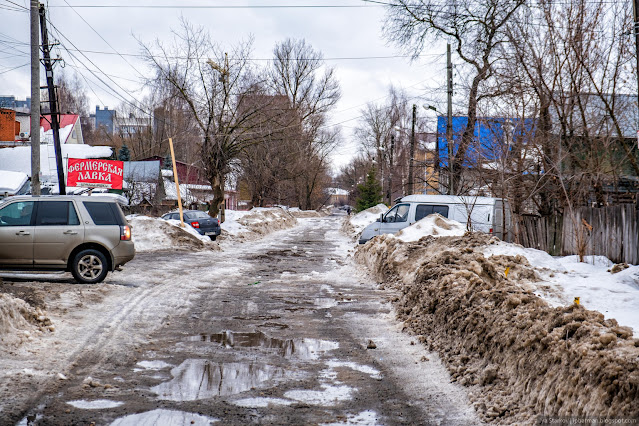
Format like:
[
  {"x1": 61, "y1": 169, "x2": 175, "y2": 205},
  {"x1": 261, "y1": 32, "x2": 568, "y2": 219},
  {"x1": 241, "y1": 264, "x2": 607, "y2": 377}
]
[{"x1": 71, "y1": 249, "x2": 108, "y2": 284}]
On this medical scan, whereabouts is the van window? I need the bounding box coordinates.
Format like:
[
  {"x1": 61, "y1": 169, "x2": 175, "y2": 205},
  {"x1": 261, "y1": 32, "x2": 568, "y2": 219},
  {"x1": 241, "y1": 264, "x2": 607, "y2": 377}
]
[
  {"x1": 415, "y1": 204, "x2": 449, "y2": 221},
  {"x1": 83, "y1": 201, "x2": 126, "y2": 225},
  {"x1": 384, "y1": 204, "x2": 410, "y2": 223},
  {"x1": 35, "y1": 201, "x2": 80, "y2": 226}
]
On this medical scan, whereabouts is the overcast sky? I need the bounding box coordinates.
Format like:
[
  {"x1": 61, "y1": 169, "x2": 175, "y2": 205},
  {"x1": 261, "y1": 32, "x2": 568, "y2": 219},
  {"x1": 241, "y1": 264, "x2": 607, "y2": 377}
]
[{"x1": 0, "y1": 0, "x2": 448, "y2": 171}]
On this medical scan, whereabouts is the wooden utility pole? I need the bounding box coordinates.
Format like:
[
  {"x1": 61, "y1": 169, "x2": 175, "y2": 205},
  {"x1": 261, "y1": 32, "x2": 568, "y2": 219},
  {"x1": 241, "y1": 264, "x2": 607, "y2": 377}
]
[
  {"x1": 408, "y1": 104, "x2": 416, "y2": 195},
  {"x1": 30, "y1": 0, "x2": 40, "y2": 195},
  {"x1": 39, "y1": 4, "x2": 65, "y2": 195},
  {"x1": 634, "y1": 0, "x2": 639, "y2": 149},
  {"x1": 168, "y1": 138, "x2": 185, "y2": 227},
  {"x1": 447, "y1": 43, "x2": 454, "y2": 195}
]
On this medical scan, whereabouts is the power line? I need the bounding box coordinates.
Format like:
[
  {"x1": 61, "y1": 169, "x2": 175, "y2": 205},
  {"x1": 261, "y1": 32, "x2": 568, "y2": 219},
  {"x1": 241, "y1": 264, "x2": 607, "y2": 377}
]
[
  {"x1": 0, "y1": 62, "x2": 29, "y2": 75},
  {"x1": 46, "y1": 18, "x2": 148, "y2": 115},
  {"x1": 45, "y1": 3, "x2": 382, "y2": 8},
  {"x1": 0, "y1": 0, "x2": 27, "y2": 11},
  {"x1": 60, "y1": 0, "x2": 148, "y2": 82},
  {"x1": 60, "y1": 47, "x2": 444, "y2": 61}
]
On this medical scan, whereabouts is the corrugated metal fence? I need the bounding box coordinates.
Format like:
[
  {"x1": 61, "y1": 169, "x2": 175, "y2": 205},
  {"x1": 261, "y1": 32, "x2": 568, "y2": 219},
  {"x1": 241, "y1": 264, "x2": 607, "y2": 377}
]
[{"x1": 517, "y1": 205, "x2": 639, "y2": 264}]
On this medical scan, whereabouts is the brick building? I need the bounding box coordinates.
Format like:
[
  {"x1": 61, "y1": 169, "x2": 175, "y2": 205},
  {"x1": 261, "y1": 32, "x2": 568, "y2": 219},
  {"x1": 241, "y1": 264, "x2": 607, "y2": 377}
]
[{"x1": 0, "y1": 108, "x2": 19, "y2": 143}]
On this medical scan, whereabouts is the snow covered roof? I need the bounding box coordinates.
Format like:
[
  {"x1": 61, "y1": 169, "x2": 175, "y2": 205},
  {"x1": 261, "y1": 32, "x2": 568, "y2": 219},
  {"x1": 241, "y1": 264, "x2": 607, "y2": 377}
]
[
  {"x1": 400, "y1": 194, "x2": 503, "y2": 206},
  {"x1": 0, "y1": 145, "x2": 112, "y2": 181},
  {"x1": 40, "y1": 114, "x2": 78, "y2": 132},
  {"x1": 40, "y1": 114, "x2": 78, "y2": 144},
  {"x1": 0, "y1": 170, "x2": 28, "y2": 193}
]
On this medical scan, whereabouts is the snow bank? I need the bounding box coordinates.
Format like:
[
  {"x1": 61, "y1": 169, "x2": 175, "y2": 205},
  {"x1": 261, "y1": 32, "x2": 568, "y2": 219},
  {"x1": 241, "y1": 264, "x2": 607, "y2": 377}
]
[
  {"x1": 0, "y1": 294, "x2": 53, "y2": 348},
  {"x1": 356, "y1": 233, "x2": 639, "y2": 423},
  {"x1": 127, "y1": 215, "x2": 218, "y2": 252},
  {"x1": 340, "y1": 203, "x2": 388, "y2": 240},
  {"x1": 287, "y1": 207, "x2": 324, "y2": 218},
  {"x1": 394, "y1": 214, "x2": 466, "y2": 242},
  {"x1": 220, "y1": 208, "x2": 297, "y2": 241}
]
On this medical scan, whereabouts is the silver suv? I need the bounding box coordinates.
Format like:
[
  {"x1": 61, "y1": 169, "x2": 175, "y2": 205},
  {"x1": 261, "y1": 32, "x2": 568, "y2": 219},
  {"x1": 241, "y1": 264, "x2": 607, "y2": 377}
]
[{"x1": 0, "y1": 195, "x2": 135, "y2": 284}]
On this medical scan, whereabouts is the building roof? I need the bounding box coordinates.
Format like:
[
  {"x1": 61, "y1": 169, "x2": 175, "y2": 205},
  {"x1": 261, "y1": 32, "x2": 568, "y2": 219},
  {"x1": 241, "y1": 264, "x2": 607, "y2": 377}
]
[{"x1": 40, "y1": 114, "x2": 79, "y2": 132}]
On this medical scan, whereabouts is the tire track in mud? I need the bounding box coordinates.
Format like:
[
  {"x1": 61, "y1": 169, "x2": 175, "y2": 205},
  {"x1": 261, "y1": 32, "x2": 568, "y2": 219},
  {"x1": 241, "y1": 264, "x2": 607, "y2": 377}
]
[
  {"x1": 7, "y1": 216, "x2": 481, "y2": 425},
  {"x1": 3, "y1": 252, "x2": 232, "y2": 424}
]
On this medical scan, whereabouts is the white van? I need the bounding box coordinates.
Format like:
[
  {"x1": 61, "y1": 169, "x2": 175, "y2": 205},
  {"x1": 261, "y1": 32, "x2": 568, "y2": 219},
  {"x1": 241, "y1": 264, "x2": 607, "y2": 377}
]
[{"x1": 358, "y1": 194, "x2": 512, "y2": 244}]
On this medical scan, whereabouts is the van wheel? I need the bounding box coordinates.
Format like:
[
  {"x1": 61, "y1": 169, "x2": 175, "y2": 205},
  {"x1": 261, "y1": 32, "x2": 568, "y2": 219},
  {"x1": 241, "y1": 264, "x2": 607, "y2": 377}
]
[{"x1": 71, "y1": 249, "x2": 108, "y2": 284}]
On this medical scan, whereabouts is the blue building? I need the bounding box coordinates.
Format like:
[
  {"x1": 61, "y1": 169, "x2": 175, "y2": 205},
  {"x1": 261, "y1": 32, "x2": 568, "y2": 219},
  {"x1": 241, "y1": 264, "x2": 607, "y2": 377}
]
[
  {"x1": 95, "y1": 106, "x2": 116, "y2": 134},
  {"x1": 436, "y1": 116, "x2": 536, "y2": 168},
  {"x1": 0, "y1": 96, "x2": 31, "y2": 112}
]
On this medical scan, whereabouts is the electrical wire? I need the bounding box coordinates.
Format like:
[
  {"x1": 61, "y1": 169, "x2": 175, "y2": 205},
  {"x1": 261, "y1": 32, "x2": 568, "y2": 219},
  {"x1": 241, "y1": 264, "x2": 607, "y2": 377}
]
[
  {"x1": 45, "y1": 3, "x2": 381, "y2": 9},
  {"x1": 60, "y1": 0, "x2": 147, "y2": 81},
  {"x1": 0, "y1": 62, "x2": 30, "y2": 74},
  {"x1": 58, "y1": 48, "x2": 444, "y2": 62}
]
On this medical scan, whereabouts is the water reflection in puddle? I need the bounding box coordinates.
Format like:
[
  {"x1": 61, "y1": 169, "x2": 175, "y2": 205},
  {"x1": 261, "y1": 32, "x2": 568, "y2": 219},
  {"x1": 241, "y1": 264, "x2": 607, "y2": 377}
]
[
  {"x1": 314, "y1": 298, "x2": 338, "y2": 309},
  {"x1": 110, "y1": 408, "x2": 217, "y2": 425},
  {"x1": 232, "y1": 397, "x2": 294, "y2": 408},
  {"x1": 67, "y1": 399, "x2": 124, "y2": 409},
  {"x1": 188, "y1": 331, "x2": 338, "y2": 360},
  {"x1": 151, "y1": 360, "x2": 288, "y2": 401}
]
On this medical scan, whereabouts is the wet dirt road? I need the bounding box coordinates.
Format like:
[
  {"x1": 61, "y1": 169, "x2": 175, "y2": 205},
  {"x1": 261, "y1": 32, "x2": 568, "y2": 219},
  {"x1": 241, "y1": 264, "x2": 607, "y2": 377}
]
[{"x1": 3, "y1": 214, "x2": 479, "y2": 425}]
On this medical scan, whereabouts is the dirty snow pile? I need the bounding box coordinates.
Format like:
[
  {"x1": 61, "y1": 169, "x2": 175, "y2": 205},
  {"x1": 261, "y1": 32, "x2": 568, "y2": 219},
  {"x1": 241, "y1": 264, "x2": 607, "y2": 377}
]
[
  {"x1": 356, "y1": 233, "x2": 639, "y2": 423},
  {"x1": 340, "y1": 203, "x2": 388, "y2": 239},
  {"x1": 483, "y1": 242, "x2": 639, "y2": 332},
  {"x1": 221, "y1": 207, "x2": 297, "y2": 241},
  {"x1": 0, "y1": 293, "x2": 54, "y2": 348},
  {"x1": 127, "y1": 215, "x2": 218, "y2": 252},
  {"x1": 287, "y1": 207, "x2": 324, "y2": 218}
]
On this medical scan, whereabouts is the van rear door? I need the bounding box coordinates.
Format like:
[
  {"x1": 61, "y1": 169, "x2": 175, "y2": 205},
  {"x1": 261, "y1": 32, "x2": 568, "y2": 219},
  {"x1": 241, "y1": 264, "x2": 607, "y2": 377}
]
[{"x1": 493, "y1": 200, "x2": 512, "y2": 241}]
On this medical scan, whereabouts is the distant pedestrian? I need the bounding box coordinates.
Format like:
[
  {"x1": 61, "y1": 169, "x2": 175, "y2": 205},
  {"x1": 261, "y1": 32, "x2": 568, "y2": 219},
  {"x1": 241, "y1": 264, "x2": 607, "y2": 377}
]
[{"x1": 346, "y1": 206, "x2": 351, "y2": 216}]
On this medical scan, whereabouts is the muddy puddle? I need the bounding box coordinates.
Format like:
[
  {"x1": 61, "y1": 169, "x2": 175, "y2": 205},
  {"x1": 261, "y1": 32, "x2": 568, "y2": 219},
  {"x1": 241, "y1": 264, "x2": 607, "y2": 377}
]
[
  {"x1": 188, "y1": 331, "x2": 338, "y2": 360},
  {"x1": 151, "y1": 360, "x2": 289, "y2": 400}
]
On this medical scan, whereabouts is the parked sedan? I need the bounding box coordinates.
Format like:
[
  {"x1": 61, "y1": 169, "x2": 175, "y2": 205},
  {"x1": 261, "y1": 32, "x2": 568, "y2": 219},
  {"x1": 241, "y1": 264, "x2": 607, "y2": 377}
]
[{"x1": 161, "y1": 210, "x2": 221, "y2": 240}]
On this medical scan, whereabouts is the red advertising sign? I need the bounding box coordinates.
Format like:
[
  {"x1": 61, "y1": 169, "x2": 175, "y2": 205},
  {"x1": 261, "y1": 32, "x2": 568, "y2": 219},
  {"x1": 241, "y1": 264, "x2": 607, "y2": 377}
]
[{"x1": 67, "y1": 158, "x2": 124, "y2": 189}]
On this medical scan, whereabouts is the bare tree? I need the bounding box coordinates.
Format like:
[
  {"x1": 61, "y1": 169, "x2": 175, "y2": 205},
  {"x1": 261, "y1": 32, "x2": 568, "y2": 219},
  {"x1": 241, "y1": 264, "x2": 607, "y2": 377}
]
[
  {"x1": 354, "y1": 86, "x2": 413, "y2": 203},
  {"x1": 140, "y1": 20, "x2": 276, "y2": 219},
  {"x1": 502, "y1": 0, "x2": 637, "y2": 216},
  {"x1": 383, "y1": 0, "x2": 526, "y2": 195},
  {"x1": 335, "y1": 154, "x2": 377, "y2": 205},
  {"x1": 269, "y1": 38, "x2": 341, "y2": 209},
  {"x1": 238, "y1": 93, "x2": 303, "y2": 207},
  {"x1": 45, "y1": 70, "x2": 90, "y2": 118}
]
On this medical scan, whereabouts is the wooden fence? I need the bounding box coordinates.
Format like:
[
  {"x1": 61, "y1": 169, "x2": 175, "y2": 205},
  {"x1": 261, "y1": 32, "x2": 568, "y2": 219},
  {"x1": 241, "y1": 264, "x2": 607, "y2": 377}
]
[{"x1": 517, "y1": 204, "x2": 639, "y2": 264}]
